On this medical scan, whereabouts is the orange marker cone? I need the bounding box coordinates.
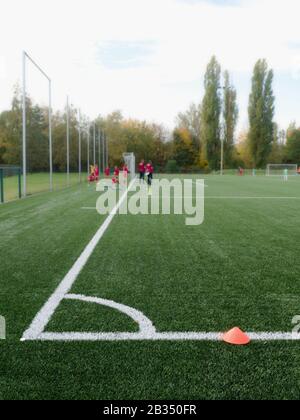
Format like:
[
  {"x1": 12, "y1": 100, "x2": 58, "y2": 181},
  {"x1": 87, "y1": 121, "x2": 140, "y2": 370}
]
[{"x1": 222, "y1": 327, "x2": 250, "y2": 346}]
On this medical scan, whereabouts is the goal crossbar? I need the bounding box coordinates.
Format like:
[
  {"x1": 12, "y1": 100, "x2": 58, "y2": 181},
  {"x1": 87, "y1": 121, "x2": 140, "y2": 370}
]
[{"x1": 266, "y1": 164, "x2": 298, "y2": 176}]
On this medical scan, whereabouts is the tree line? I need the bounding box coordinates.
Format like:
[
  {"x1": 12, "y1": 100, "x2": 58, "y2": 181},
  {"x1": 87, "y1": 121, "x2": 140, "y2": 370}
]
[
  {"x1": 0, "y1": 87, "x2": 172, "y2": 172},
  {"x1": 1, "y1": 57, "x2": 300, "y2": 173}
]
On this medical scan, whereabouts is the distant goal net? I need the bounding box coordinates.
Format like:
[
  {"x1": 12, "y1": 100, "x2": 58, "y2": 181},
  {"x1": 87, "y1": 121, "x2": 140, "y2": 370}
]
[
  {"x1": 266, "y1": 164, "x2": 298, "y2": 176},
  {"x1": 122, "y1": 153, "x2": 136, "y2": 178}
]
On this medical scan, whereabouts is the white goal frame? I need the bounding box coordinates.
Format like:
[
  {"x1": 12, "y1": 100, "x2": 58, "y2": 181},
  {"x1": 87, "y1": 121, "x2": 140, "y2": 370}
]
[
  {"x1": 266, "y1": 164, "x2": 298, "y2": 177},
  {"x1": 123, "y1": 152, "x2": 136, "y2": 177}
]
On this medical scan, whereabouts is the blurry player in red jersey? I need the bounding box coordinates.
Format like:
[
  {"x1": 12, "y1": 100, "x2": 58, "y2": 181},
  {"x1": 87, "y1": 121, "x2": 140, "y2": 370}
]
[
  {"x1": 105, "y1": 167, "x2": 110, "y2": 177},
  {"x1": 111, "y1": 166, "x2": 120, "y2": 187},
  {"x1": 123, "y1": 164, "x2": 129, "y2": 175},
  {"x1": 238, "y1": 167, "x2": 244, "y2": 176},
  {"x1": 114, "y1": 166, "x2": 120, "y2": 183},
  {"x1": 88, "y1": 165, "x2": 95, "y2": 183},
  {"x1": 138, "y1": 160, "x2": 145, "y2": 182},
  {"x1": 145, "y1": 161, "x2": 154, "y2": 191}
]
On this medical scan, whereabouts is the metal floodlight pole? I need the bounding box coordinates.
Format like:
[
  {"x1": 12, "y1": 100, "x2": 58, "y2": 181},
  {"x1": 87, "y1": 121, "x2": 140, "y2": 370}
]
[
  {"x1": 93, "y1": 122, "x2": 96, "y2": 166},
  {"x1": 219, "y1": 85, "x2": 226, "y2": 176},
  {"x1": 49, "y1": 80, "x2": 53, "y2": 191},
  {"x1": 106, "y1": 134, "x2": 109, "y2": 168},
  {"x1": 22, "y1": 52, "x2": 27, "y2": 197},
  {"x1": 221, "y1": 137, "x2": 224, "y2": 176},
  {"x1": 78, "y1": 109, "x2": 82, "y2": 183},
  {"x1": 104, "y1": 133, "x2": 106, "y2": 169},
  {"x1": 66, "y1": 96, "x2": 70, "y2": 186},
  {"x1": 87, "y1": 124, "x2": 90, "y2": 175},
  {"x1": 22, "y1": 51, "x2": 53, "y2": 195},
  {"x1": 98, "y1": 127, "x2": 101, "y2": 171},
  {"x1": 102, "y1": 131, "x2": 105, "y2": 172}
]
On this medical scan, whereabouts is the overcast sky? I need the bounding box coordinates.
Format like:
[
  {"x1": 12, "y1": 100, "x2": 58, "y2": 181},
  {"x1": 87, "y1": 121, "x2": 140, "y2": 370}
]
[{"x1": 1, "y1": 0, "x2": 300, "y2": 132}]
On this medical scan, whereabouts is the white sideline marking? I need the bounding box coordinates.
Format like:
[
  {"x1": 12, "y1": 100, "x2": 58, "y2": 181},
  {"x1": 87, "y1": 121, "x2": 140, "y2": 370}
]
[
  {"x1": 38, "y1": 332, "x2": 221, "y2": 341},
  {"x1": 21, "y1": 179, "x2": 137, "y2": 341},
  {"x1": 34, "y1": 332, "x2": 300, "y2": 342},
  {"x1": 81, "y1": 197, "x2": 300, "y2": 211},
  {"x1": 204, "y1": 196, "x2": 300, "y2": 200}
]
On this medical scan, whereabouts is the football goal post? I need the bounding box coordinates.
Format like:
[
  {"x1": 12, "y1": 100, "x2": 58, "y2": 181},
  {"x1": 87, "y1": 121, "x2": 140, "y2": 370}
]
[
  {"x1": 266, "y1": 164, "x2": 298, "y2": 177},
  {"x1": 123, "y1": 153, "x2": 136, "y2": 179}
]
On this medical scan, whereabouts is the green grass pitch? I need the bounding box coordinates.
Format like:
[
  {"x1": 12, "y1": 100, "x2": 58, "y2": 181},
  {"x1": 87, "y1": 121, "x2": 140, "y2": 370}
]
[{"x1": 1, "y1": 174, "x2": 300, "y2": 399}]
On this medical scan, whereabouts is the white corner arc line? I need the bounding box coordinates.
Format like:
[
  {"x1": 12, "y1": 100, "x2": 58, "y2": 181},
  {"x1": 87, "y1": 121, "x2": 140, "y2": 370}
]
[
  {"x1": 21, "y1": 178, "x2": 137, "y2": 341},
  {"x1": 65, "y1": 294, "x2": 156, "y2": 336}
]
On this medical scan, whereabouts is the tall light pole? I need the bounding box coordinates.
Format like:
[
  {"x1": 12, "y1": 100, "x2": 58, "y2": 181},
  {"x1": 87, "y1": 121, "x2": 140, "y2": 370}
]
[
  {"x1": 98, "y1": 127, "x2": 101, "y2": 171},
  {"x1": 22, "y1": 52, "x2": 27, "y2": 197},
  {"x1": 105, "y1": 133, "x2": 109, "y2": 168},
  {"x1": 49, "y1": 80, "x2": 53, "y2": 191},
  {"x1": 87, "y1": 124, "x2": 90, "y2": 176},
  {"x1": 93, "y1": 122, "x2": 96, "y2": 166},
  {"x1": 102, "y1": 131, "x2": 105, "y2": 172},
  {"x1": 66, "y1": 96, "x2": 70, "y2": 186},
  {"x1": 219, "y1": 85, "x2": 226, "y2": 176},
  {"x1": 78, "y1": 109, "x2": 82, "y2": 183},
  {"x1": 220, "y1": 134, "x2": 224, "y2": 176}
]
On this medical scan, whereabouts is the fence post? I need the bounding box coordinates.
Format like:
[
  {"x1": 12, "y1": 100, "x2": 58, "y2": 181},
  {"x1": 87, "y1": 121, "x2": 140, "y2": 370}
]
[{"x1": 0, "y1": 169, "x2": 4, "y2": 203}]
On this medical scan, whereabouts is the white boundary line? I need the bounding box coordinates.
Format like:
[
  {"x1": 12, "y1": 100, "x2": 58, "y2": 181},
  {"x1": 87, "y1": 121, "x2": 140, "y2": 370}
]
[
  {"x1": 37, "y1": 332, "x2": 300, "y2": 342},
  {"x1": 81, "y1": 197, "x2": 300, "y2": 211},
  {"x1": 203, "y1": 196, "x2": 300, "y2": 200},
  {"x1": 21, "y1": 178, "x2": 137, "y2": 341}
]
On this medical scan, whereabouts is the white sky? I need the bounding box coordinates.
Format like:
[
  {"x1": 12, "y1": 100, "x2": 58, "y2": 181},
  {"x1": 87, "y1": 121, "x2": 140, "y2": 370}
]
[{"x1": 0, "y1": 0, "x2": 300, "y2": 132}]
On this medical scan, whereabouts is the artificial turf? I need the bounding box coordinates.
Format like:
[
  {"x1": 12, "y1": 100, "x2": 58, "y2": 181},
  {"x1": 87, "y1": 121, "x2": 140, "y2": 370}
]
[{"x1": 1, "y1": 175, "x2": 300, "y2": 400}]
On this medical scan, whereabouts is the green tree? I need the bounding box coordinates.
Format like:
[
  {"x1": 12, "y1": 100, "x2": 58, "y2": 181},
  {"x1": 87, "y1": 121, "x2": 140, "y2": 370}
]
[
  {"x1": 165, "y1": 160, "x2": 178, "y2": 173},
  {"x1": 201, "y1": 56, "x2": 222, "y2": 170},
  {"x1": 176, "y1": 103, "x2": 202, "y2": 148},
  {"x1": 94, "y1": 113, "x2": 171, "y2": 170},
  {"x1": 285, "y1": 128, "x2": 300, "y2": 165},
  {"x1": 268, "y1": 123, "x2": 285, "y2": 164},
  {"x1": 248, "y1": 59, "x2": 275, "y2": 168},
  {"x1": 173, "y1": 128, "x2": 196, "y2": 169},
  {"x1": 26, "y1": 104, "x2": 49, "y2": 172},
  {"x1": 52, "y1": 105, "x2": 80, "y2": 172},
  {"x1": 223, "y1": 71, "x2": 238, "y2": 167},
  {"x1": 234, "y1": 131, "x2": 253, "y2": 168},
  {"x1": 0, "y1": 86, "x2": 23, "y2": 166}
]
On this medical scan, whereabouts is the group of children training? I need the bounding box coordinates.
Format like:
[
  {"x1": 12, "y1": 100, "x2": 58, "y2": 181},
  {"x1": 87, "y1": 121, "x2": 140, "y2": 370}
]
[
  {"x1": 88, "y1": 159, "x2": 154, "y2": 189},
  {"x1": 138, "y1": 160, "x2": 154, "y2": 187},
  {"x1": 88, "y1": 165, "x2": 100, "y2": 183},
  {"x1": 112, "y1": 164, "x2": 129, "y2": 185},
  {"x1": 88, "y1": 164, "x2": 128, "y2": 184}
]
